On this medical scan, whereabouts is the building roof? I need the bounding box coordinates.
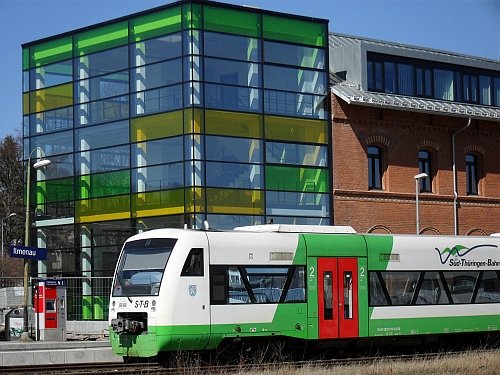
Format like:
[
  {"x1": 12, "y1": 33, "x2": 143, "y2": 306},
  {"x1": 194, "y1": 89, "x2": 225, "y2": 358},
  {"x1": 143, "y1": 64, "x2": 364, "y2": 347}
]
[{"x1": 332, "y1": 83, "x2": 500, "y2": 121}]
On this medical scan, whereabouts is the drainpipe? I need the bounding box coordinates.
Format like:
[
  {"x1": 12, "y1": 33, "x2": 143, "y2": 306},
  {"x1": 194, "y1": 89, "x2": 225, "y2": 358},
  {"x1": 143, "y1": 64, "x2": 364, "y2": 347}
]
[{"x1": 452, "y1": 117, "x2": 471, "y2": 236}]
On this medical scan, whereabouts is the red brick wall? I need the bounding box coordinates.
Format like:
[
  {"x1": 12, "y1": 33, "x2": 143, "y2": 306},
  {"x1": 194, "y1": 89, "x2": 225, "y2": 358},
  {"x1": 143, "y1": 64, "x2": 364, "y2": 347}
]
[{"x1": 331, "y1": 96, "x2": 500, "y2": 235}]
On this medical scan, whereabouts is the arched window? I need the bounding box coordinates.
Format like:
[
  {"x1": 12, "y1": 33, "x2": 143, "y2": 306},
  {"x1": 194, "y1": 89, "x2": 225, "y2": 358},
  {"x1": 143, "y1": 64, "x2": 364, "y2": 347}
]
[
  {"x1": 367, "y1": 146, "x2": 382, "y2": 190},
  {"x1": 418, "y1": 150, "x2": 432, "y2": 192},
  {"x1": 466, "y1": 153, "x2": 479, "y2": 195}
]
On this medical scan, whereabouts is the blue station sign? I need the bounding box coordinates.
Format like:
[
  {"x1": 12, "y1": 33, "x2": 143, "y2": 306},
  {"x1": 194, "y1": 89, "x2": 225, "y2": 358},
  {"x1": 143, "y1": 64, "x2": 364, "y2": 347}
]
[{"x1": 9, "y1": 244, "x2": 48, "y2": 260}]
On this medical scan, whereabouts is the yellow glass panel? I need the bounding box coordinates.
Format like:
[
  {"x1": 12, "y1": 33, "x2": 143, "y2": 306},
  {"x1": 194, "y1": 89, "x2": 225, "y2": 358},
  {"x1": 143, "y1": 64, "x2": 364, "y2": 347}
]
[
  {"x1": 205, "y1": 110, "x2": 263, "y2": 138},
  {"x1": 185, "y1": 187, "x2": 205, "y2": 213},
  {"x1": 23, "y1": 93, "x2": 30, "y2": 115},
  {"x1": 265, "y1": 115, "x2": 327, "y2": 144},
  {"x1": 132, "y1": 189, "x2": 185, "y2": 218},
  {"x1": 206, "y1": 188, "x2": 263, "y2": 215},
  {"x1": 184, "y1": 108, "x2": 204, "y2": 134},
  {"x1": 76, "y1": 195, "x2": 130, "y2": 223},
  {"x1": 30, "y1": 83, "x2": 73, "y2": 113},
  {"x1": 131, "y1": 110, "x2": 183, "y2": 142}
]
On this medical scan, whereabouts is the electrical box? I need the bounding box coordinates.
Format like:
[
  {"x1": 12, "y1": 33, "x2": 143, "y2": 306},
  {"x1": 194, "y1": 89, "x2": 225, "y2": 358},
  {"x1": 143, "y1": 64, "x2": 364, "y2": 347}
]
[{"x1": 34, "y1": 280, "x2": 66, "y2": 341}]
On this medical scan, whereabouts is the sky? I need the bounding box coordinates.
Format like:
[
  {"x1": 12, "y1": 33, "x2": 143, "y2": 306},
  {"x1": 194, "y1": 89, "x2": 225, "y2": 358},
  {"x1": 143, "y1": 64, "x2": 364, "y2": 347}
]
[{"x1": 0, "y1": 0, "x2": 499, "y2": 140}]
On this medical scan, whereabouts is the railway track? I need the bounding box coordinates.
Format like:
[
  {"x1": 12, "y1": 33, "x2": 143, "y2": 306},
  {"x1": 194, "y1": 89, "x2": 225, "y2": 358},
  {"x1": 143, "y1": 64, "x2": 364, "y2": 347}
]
[{"x1": 2, "y1": 348, "x2": 499, "y2": 375}]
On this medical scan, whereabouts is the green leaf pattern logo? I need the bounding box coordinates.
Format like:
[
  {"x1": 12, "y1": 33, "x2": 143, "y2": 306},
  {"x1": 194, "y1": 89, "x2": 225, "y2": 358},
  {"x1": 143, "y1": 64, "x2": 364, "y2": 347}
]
[{"x1": 435, "y1": 244, "x2": 497, "y2": 264}]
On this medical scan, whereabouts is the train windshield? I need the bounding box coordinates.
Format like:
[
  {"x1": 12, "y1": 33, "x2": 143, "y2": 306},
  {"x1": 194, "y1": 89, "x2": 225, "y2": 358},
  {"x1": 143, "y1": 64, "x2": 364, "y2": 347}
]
[{"x1": 112, "y1": 238, "x2": 177, "y2": 297}]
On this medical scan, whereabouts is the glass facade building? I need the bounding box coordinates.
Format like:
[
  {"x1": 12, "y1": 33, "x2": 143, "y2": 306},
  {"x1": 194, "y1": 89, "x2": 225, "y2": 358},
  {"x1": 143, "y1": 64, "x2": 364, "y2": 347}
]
[{"x1": 22, "y1": 1, "x2": 329, "y2": 319}]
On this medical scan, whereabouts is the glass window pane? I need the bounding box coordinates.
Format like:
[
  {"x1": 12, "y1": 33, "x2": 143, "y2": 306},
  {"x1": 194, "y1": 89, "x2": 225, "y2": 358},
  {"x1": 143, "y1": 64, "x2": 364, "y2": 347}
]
[
  {"x1": 494, "y1": 77, "x2": 500, "y2": 107},
  {"x1": 76, "y1": 120, "x2": 129, "y2": 151},
  {"x1": 131, "y1": 32, "x2": 182, "y2": 66},
  {"x1": 30, "y1": 83, "x2": 73, "y2": 113},
  {"x1": 265, "y1": 116, "x2": 327, "y2": 144},
  {"x1": 76, "y1": 95, "x2": 129, "y2": 126},
  {"x1": 132, "y1": 162, "x2": 184, "y2": 192},
  {"x1": 415, "y1": 272, "x2": 447, "y2": 305},
  {"x1": 398, "y1": 63, "x2": 414, "y2": 95},
  {"x1": 132, "y1": 136, "x2": 184, "y2": 168},
  {"x1": 270, "y1": 216, "x2": 329, "y2": 225},
  {"x1": 132, "y1": 188, "x2": 185, "y2": 218},
  {"x1": 203, "y1": 6, "x2": 259, "y2": 37},
  {"x1": 23, "y1": 70, "x2": 30, "y2": 93},
  {"x1": 23, "y1": 48, "x2": 30, "y2": 70},
  {"x1": 76, "y1": 145, "x2": 130, "y2": 175},
  {"x1": 205, "y1": 110, "x2": 262, "y2": 138},
  {"x1": 206, "y1": 188, "x2": 263, "y2": 215},
  {"x1": 380, "y1": 272, "x2": 420, "y2": 305},
  {"x1": 264, "y1": 66, "x2": 326, "y2": 94},
  {"x1": 264, "y1": 41, "x2": 325, "y2": 69},
  {"x1": 132, "y1": 84, "x2": 183, "y2": 116},
  {"x1": 39, "y1": 177, "x2": 74, "y2": 203},
  {"x1": 131, "y1": 7, "x2": 182, "y2": 42},
  {"x1": 434, "y1": 69, "x2": 455, "y2": 100},
  {"x1": 205, "y1": 214, "x2": 263, "y2": 230},
  {"x1": 30, "y1": 130, "x2": 73, "y2": 157},
  {"x1": 205, "y1": 58, "x2": 260, "y2": 87},
  {"x1": 443, "y1": 271, "x2": 479, "y2": 304},
  {"x1": 78, "y1": 170, "x2": 130, "y2": 199},
  {"x1": 131, "y1": 110, "x2": 183, "y2": 142},
  {"x1": 384, "y1": 62, "x2": 396, "y2": 94},
  {"x1": 204, "y1": 32, "x2": 259, "y2": 62},
  {"x1": 76, "y1": 194, "x2": 131, "y2": 223},
  {"x1": 264, "y1": 90, "x2": 326, "y2": 119},
  {"x1": 131, "y1": 58, "x2": 182, "y2": 92},
  {"x1": 31, "y1": 60, "x2": 73, "y2": 90},
  {"x1": 266, "y1": 142, "x2": 327, "y2": 167},
  {"x1": 228, "y1": 267, "x2": 251, "y2": 304},
  {"x1": 76, "y1": 70, "x2": 129, "y2": 103},
  {"x1": 75, "y1": 46, "x2": 128, "y2": 79},
  {"x1": 266, "y1": 165, "x2": 328, "y2": 193},
  {"x1": 263, "y1": 15, "x2": 326, "y2": 47},
  {"x1": 30, "y1": 36, "x2": 73, "y2": 68},
  {"x1": 245, "y1": 266, "x2": 288, "y2": 303},
  {"x1": 369, "y1": 272, "x2": 388, "y2": 306},
  {"x1": 266, "y1": 191, "x2": 329, "y2": 218},
  {"x1": 206, "y1": 162, "x2": 262, "y2": 189},
  {"x1": 38, "y1": 153, "x2": 74, "y2": 180},
  {"x1": 205, "y1": 83, "x2": 260, "y2": 113},
  {"x1": 479, "y1": 75, "x2": 492, "y2": 105},
  {"x1": 75, "y1": 21, "x2": 128, "y2": 56},
  {"x1": 30, "y1": 107, "x2": 74, "y2": 135},
  {"x1": 475, "y1": 271, "x2": 500, "y2": 303},
  {"x1": 205, "y1": 136, "x2": 262, "y2": 163}
]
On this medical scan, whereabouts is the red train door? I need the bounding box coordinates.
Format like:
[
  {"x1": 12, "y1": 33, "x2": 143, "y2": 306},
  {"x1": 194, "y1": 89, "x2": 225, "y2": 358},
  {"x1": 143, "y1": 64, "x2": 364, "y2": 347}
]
[{"x1": 318, "y1": 258, "x2": 359, "y2": 339}]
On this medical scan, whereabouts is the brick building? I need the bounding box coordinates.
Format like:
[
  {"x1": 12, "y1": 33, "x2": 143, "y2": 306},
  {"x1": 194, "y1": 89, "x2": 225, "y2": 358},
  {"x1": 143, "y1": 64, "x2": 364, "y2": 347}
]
[{"x1": 329, "y1": 33, "x2": 500, "y2": 235}]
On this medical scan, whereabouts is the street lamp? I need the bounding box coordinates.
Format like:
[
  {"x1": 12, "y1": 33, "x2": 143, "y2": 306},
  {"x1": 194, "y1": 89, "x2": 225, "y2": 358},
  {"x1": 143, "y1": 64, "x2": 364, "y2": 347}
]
[
  {"x1": 414, "y1": 172, "x2": 428, "y2": 235},
  {"x1": 1, "y1": 213, "x2": 17, "y2": 283},
  {"x1": 20, "y1": 148, "x2": 51, "y2": 342}
]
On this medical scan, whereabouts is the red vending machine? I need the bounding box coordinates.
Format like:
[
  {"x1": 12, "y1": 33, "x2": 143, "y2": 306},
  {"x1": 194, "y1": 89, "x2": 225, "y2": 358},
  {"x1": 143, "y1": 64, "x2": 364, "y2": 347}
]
[{"x1": 34, "y1": 279, "x2": 67, "y2": 341}]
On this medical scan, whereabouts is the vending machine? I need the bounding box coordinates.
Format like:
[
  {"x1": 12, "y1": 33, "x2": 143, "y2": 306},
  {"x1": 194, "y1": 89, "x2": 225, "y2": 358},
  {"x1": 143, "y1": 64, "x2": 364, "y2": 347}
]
[{"x1": 34, "y1": 279, "x2": 67, "y2": 341}]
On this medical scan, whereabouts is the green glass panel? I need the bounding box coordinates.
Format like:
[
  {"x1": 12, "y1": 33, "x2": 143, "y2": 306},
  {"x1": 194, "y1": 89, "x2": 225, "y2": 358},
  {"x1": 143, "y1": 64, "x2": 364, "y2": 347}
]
[
  {"x1": 184, "y1": 108, "x2": 204, "y2": 134},
  {"x1": 23, "y1": 48, "x2": 29, "y2": 70},
  {"x1": 132, "y1": 188, "x2": 185, "y2": 217},
  {"x1": 265, "y1": 166, "x2": 328, "y2": 193},
  {"x1": 205, "y1": 110, "x2": 262, "y2": 138},
  {"x1": 206, "y1": 188, "x2": 263, "y2": 215},
  {"x1": 263, "y1": 15, "x2": 326, "y2": 47},
  {"x1": 76, "y1": 21, "x2": 128, "y2": 56},
  {"x1": 30, "y1": 36, "x2": 73, "y2": 68},
  {"x1": 131, "y1": 110, "x2": 184, "y2": 142},
  {"x1": 30, "y1": 83, "x2": 73, "y2": 113},
  {"x1": 76, "y1": 194, "x2": 130, "y2": 223},
  {"x1": 37, "y1": 177, "x2": 74, "y2": 203},
  {"x1": 203, "y1": 6, "x2": 259, "y2": 37},
  {"x1": 265, "y1": 116, "x2": 327, "y2": 144},
  {"x1": 78, "y1": 170, "x2": 130, "y2": 199},
  {"x1": 131, "y1": 7, "x2": 182, "y2": 42},
  {"x1": 182, "y1": 3, "x2": 202, "y2": 29}
]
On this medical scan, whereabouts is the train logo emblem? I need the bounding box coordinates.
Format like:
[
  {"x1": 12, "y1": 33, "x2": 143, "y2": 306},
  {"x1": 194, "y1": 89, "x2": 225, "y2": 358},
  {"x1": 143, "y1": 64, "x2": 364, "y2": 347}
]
[
  {"x1": 435, "y1": 244, "x2": 498, "y2": 265},
  {"x1": 188, "y1": 285, "x2": 197, "y2": 297}
]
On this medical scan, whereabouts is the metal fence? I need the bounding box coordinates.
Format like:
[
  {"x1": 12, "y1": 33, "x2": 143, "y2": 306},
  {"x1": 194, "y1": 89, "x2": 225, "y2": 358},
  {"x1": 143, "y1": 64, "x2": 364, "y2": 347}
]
[{"x1": 0, "y1": 276, "x2": 113, "y2": 321}]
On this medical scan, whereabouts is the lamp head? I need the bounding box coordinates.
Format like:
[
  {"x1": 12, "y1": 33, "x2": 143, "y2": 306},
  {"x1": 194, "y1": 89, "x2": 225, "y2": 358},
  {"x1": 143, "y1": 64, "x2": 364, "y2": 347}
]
[
  {"x1": 33, "y1": 159, "x2": 51, "y2": 169},
  {"x1": 414, "y1": 172, "x2": 428, "y2": 180}
]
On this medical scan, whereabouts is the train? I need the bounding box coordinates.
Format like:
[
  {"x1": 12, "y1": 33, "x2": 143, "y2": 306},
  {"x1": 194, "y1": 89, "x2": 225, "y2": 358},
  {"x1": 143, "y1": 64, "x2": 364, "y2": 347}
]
[{"x1": 108, "y1": 224, "x2": 500, "y2": 360}]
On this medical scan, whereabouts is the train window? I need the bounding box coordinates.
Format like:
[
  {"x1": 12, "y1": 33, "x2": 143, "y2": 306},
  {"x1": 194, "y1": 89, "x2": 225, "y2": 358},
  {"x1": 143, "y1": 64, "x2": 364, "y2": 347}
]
[
  {"x1": 210, "y1": 266, "x2": 227, "y2": 305},
  {"x1": 323, "y1": 271, "x2": 333, "y2": 320},
  {"x1": 245, "y1": 267, "x2": 289, "y2": 303},
  {"x1": 228, "y1": 267, "x2": 251, "y2": 304},
  {"x1": 415, "y1": 272, "x2": 448, "y2": 305},
  {"x1": 475, "y1": 271, "x2": 500, "y2": 303},
  {"x1": 284, "y1": 267, "x2": 306, "y2": 302},
  {"x1": 181, "y1": 248, "x2": 204, "y2": 276},
  {"x1": 379, "y1": 272, "x2": 420, "y2": 305},
  {"x1": 443, "y1": 271, "x2": 479, "y2": 304},
  {"x1": 369, "y1": 272, "x2": 389, "y2": 306}
]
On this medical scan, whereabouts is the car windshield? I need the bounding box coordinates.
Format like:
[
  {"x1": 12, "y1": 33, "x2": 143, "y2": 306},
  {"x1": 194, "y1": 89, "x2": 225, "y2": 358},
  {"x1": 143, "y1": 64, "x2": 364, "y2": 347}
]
[{"x1": 112, "y1": 238, "x2": 177, "y2": 297}]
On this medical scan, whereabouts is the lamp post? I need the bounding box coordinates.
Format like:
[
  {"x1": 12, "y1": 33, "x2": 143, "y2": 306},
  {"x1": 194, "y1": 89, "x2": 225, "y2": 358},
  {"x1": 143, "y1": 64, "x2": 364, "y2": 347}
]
[
  {"x1": 414, "y1": 172, "x2": 428, "y2": 235},
  {"x1": 20, "y1": 148, "x2": 51, "y2": 342},
  {"x1": 1, "y1": 213, "x2": 17, "y2": 285}
]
